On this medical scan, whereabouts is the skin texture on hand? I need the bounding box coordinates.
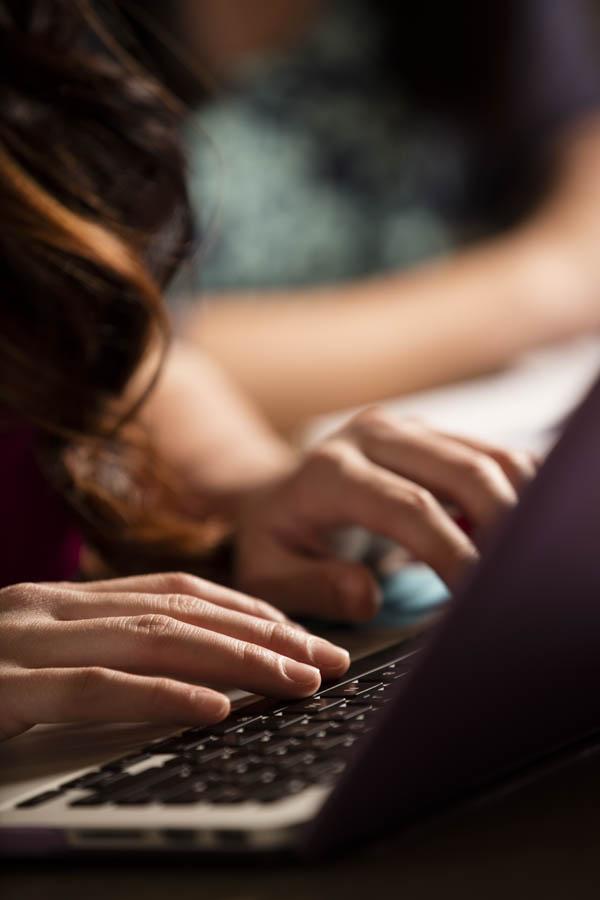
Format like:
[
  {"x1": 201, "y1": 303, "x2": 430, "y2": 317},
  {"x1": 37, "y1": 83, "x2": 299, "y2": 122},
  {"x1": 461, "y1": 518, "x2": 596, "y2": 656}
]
[
  {"x1": 235, "y1": 409, "x2": 536, "y2": 622},
  {"x1": 0, "y1": 572, "x2": 349, "y2": 742}
]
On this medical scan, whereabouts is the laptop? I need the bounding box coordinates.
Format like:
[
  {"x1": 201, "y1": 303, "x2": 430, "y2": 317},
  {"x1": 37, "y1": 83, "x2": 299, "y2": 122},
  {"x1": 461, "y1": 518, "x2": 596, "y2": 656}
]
[{"x1": 3, "y1": 370, "x2": 600, "y2": 860}]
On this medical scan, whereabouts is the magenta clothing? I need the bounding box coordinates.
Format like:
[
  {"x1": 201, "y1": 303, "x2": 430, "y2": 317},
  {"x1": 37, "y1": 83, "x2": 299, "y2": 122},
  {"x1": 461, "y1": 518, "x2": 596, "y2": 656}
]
[{"x1": 0, "y1": 428, "x2": 81, "y2": 589}]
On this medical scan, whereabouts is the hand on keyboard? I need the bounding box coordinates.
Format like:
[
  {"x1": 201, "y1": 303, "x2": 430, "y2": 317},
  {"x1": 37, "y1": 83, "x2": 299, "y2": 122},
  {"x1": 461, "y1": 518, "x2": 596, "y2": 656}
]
[{"x1": 0, "y1": 572, "x2": 349, "y2": 741}]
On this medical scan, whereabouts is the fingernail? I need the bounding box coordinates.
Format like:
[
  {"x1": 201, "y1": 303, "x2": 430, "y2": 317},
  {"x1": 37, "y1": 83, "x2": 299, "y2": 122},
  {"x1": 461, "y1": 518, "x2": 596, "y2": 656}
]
[
  {"x1": 309, "y1": 638, "x2": 350, "y2": 671},
  {"x1": 282, "y1": 657, "x2": 321, "y2": 686}
]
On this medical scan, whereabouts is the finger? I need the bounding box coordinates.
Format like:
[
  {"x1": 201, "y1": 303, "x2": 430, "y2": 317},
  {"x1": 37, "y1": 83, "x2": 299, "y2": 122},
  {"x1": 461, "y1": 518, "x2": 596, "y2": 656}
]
[
  {"x1": 239, "y1": 543, "x2": 382, "y2": 624},
  {"x1": 47, "y1": 590, "x2": 349, "y2": 678},
  {"x1": 7, "y1": 667, "x2": 230, "y2": 735},
  {"x1": 306, "y1": 446, "x2": 477, "y2": 585},
  {"x1": 30, "y1": 618, "x2": 323, "y2": 699},
  {"x1": 435, "y1": 432, "x2": 538, "y2": 491},
  {"x1": 355, "y1": 417, "x2": 518, "y2": 530},
  {"x1": 47, "y1": 572, "x2": 300, "y2": 628}
]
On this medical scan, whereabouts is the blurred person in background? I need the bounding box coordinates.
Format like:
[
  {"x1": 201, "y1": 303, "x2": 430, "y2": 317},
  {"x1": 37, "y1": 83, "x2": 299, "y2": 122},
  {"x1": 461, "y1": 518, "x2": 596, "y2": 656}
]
[
  {"x1": 0, "y1": 0, "x2": 538, "y2": 738},
  {"x1": 131, "y1": 0, "x2": 600, "y2": 432}
]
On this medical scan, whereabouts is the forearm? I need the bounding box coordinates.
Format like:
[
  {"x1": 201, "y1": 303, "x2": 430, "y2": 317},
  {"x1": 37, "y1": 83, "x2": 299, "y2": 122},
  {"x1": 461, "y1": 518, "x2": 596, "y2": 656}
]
[
  {"x1": 184, "y1": 230, "x2": 588, "y2": 428},
  {"x1": 138, "y1": 341, "x2": 295, "y2": 518},
  {"x1": 185, "y1": 116, "x2": 600, "y2": 432}
]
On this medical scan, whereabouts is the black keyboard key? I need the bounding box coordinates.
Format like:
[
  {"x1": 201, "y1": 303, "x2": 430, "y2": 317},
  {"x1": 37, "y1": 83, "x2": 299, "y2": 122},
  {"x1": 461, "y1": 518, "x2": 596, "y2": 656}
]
[
  {"x1": 280, "y1": 722, "x2": 330, "y2": 739},
  {"x1": 147, "y1": 775, "x2": 214, "y2": 805},
  {"x1": 379, "y1": 668, "x2": 405, "y2": 682},
  {"x1": 146, "y1": 735, "x2": 208, "y2": 755},
  {"x1": 223, "y1": 729, "x2": 272, "y2": 747},
  {"x1": 314, "y1": 704, "x2": 373, "y2": 722},
  {"x1": 356, "y1": 671, "x2": 386, "y2": 684},
  {"x1": 310, "y1": 734, "x2": 356, "y2": 752},
  {"x1": 17, "y1": 790, "x2": 62, "y2": 809},
  {"x1": 94, "y1": 765, "x2": 192, "y2": 803},
  {"x1": 274, "y1": 751, "x2": 317, "y2": 772},
  {"x1": 206, "y1": 713, "x2": 266, "y2": 735},
  {"x1": 100, "y1": 752, "x2": 152, "y2": 772},
  {"x1": 255, "y1": 786, "x2": 285, "y2": 804},
  {"x1": 145, "y1": 738, "x2": 185, "y2": 755},
  {"x1": 183, "y1": 747, "x2": 237, "y2": 766},
  {"x1": 220, "y1": 756, "x2": 264, "y2": 777},
  {"x1": 256, "y1": 778, "x2": 307, "y2": 804},
  {"x1": 233, "y1": 712, "x2": 273, "y2": 727},
  {"x1": 161, "y1": 781, "x2": 214, "y2": 805},
  {"x1": 72, "y1": 770, "x2": 132, "y2": 792},
  {"x1": 112, "y1": 769, "x2": 170, "y2": 794},
  {"x1": 69, "y1": 796, "x2": 107, "y2": 808},
  {"x1": 233, "y1": 715, "x2": 270, "y2": 731},
  {"x1": 259, "y1": 712, "x2": 309, "y2": 731},
  {"x1": 365, "y1": 684, "x2": 397, "y2": 703},
  {"x1": 366, "y1": 682, "x2": 394, "y2": 695},
  {"x1": 324, "y1": 681, "x2": 373, "y2": 699},
  {"x1": 179, "y1": 726, "x2": 212, "y2": 741},
  {"x1": 255, "y1": 737, "x2": 302, "y2": 757},
  {"x1": 237, "y1": 768, "x2": 278, "y2": 787},
  {"x1": 209, "y1": 787, "x2": 247, "y2": 805},
  {"x1": 293, "y1": 697, "x2": 344, "y2": 713}
]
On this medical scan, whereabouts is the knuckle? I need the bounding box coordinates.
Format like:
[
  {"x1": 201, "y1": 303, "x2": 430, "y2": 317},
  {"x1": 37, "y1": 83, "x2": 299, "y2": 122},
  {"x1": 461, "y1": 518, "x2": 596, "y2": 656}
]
[
  {"x1": 345, "y1": 408, "x2": 390, "y2": 447},
  {"x1": 496, "y1": 448, "x2": 533, "y2": 477},
  {"x1": 306, "y1": 441, "x2": 342, "y2": 475},
  {"x1": 162, "y1": 571, "x2": 200, "y2": 596},
  {"x1": 346, "y1": 408, "x2": 425, "y2": 454},
  {"x1": 306, "y1": 439, "x2": 357, "y2": 481},
  {"x1": 266, "y1": 620, "x2": 296, "y2": 648},
  {"x1": 165, "y1": 593, "x2": 202, "y2": 619},
  {"x1": 129, "y1": 614, "x2": 177, "y2": 643},
  {"x1": 76, "y1": 666, "x2": 115, "y2": 701},
  {"x1": 459, "y1": 454, "x2": 504, "y2": 490},
  {"x1": 0, "y1": 582, "x2": 41, "y2": 612},
  {"x1": 349, "y1": 405, "x2": 391, "y2": 433},
  {"x1": 404, "y1": 485, "x2": 438, "y2": 518},
  {"x1": 239, "y1": 640, "x2": 274, "y2": 672},
  {"x1": 493, "y1": 447, "x2": 518, "y2": 467}
]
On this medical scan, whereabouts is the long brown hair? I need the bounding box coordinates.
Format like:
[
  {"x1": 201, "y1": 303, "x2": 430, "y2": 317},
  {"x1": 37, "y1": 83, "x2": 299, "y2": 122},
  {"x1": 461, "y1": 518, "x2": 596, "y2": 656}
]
[{"x1": 0, "y1": 0, "x2": 220, "y2": 566}]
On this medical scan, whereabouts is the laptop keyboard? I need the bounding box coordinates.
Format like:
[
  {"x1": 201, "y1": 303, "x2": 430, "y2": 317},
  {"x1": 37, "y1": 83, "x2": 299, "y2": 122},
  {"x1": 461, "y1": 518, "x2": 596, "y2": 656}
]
[{"x1": 15, "y1": 641, "x2": 421, "y2": 810}]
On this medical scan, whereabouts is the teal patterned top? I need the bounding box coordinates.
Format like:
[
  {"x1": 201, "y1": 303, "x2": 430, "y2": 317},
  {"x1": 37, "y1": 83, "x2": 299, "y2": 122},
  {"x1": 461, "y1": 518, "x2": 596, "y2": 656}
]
[{"x1": 184, "y1": 0, "x2": 477, "y2": 293}]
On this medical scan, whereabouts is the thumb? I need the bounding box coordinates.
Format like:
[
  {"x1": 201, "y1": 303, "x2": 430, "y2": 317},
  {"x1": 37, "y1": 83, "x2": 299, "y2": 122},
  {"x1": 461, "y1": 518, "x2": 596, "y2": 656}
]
[{"x1": 239, "y1": 546, "x2": 382, "y2": 623}]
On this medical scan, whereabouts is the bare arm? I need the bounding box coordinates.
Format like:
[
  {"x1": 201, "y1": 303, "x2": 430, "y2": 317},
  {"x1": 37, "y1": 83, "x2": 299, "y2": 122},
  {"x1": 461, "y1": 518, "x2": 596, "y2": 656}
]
[
  {"x1": 183, "y1": 117, "x2": 600, "y2": 431},
  {"x1": 128, "y1": 336, "x2": 534, "y2": 621},
  {"x1": 137, "y1": 340, "x2": 296, "y2": 518}
]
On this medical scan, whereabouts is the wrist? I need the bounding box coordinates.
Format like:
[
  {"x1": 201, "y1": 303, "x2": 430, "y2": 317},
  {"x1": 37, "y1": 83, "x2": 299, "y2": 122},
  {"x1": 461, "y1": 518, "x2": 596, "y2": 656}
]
[{"x1": 186, "y1": 443, "x2": 298, "y2": 521}]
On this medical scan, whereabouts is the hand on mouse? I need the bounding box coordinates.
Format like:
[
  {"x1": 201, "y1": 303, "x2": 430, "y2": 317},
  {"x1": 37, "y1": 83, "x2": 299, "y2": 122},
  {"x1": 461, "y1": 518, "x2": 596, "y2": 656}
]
[{"x1": 235, "y1": 409, "x2": 536, "y2": 622}]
